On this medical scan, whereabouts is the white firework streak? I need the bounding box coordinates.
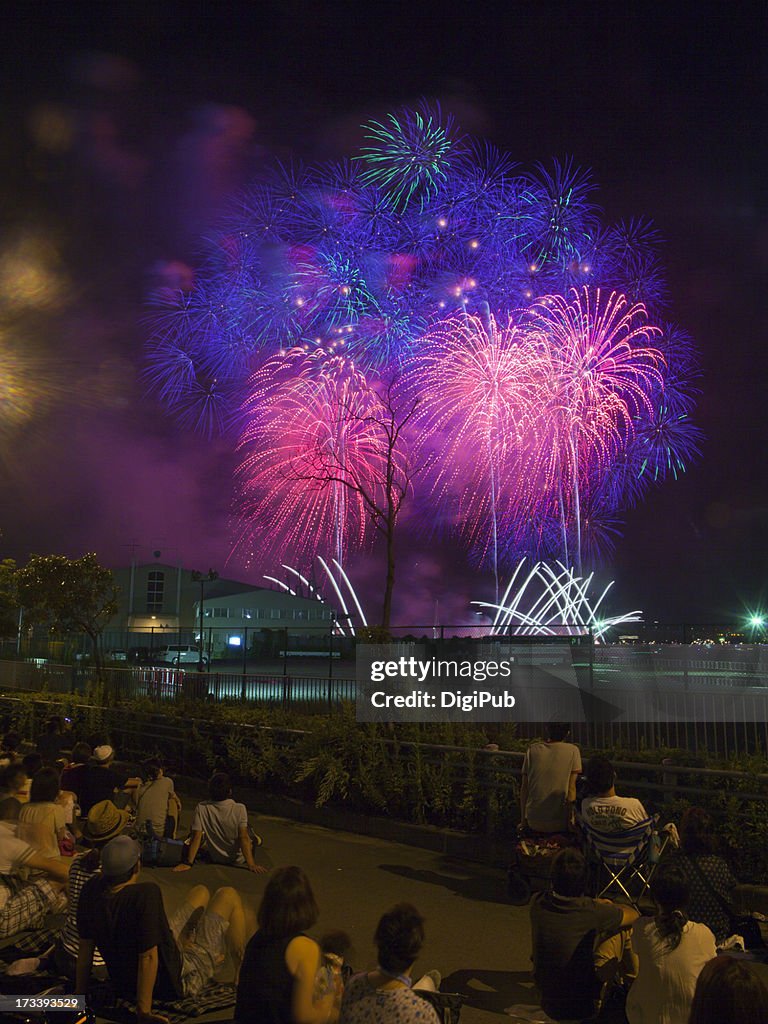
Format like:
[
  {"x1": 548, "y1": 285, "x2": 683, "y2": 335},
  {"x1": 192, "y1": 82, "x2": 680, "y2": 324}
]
[
  {"x1": 265, "y1": 558, "x2": 368, "y2": 636},
  {"x1": 473, "y1": 559, "x2": 641, "y2": 641}
]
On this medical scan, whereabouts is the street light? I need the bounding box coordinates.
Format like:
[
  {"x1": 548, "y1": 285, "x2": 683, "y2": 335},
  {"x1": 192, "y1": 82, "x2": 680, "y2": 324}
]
[{"x1": 191, "y1": 569, "x2": 218, "y2": 672}]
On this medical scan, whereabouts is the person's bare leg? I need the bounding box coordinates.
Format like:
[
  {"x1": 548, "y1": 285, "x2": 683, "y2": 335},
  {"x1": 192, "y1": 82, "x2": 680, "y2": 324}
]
[
  {"x1": 187, "y1": 885, "x2": 211, "y2": 911},
  {"x1": 176, "y1": 884, "x2": 210, "y2": 946},
  {"x1": 208, "y1": 886, "x2": 246, "y2": 983}
]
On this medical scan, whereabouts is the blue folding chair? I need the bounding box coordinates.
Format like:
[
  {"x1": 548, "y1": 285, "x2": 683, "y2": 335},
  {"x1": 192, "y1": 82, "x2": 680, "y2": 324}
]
[{"x1": 578, "y1": 813, "x2": 668, "y2": 909}]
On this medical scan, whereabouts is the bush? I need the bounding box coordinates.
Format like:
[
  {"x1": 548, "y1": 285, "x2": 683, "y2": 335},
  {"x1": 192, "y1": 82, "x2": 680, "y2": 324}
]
[{"x1": 2, "y1": 689, "x2": 767, "y2": 880}]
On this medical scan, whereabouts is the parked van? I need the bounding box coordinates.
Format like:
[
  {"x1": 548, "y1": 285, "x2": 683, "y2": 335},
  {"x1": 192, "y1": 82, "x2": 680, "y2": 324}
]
[{"x1": 155, "y1": 645, "x2": 208, "y2": 667}]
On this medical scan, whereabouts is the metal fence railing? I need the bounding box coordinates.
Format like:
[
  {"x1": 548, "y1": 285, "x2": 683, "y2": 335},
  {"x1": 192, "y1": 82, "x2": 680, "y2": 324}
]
[
  {"x1": 0, "y1": 691, "x2": 765, "y2": 819},
  {"x1": 2, "y1": 645, "x2": 768, "y2": 755}
]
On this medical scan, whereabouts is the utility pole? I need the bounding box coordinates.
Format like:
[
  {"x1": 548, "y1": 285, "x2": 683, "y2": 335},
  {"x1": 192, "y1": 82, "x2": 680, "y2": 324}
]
[{"x1": 191, "y1": 569, "x2": 218, "y2": 672}]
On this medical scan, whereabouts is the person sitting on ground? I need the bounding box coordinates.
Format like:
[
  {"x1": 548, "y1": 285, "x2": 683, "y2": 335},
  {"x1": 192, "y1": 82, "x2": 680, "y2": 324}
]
[
  {"x1": 78, "y1": 744, "x2": 140, "y2": 816},
  {"x1": 0, "y1": 794, "x2": 21, "y2": 824},
  {"x1": 19, "y1": 753, "x2": 43, "y2": 802},
  {"x1": 174, "y1": 772, "x2": 265, "y2": 874},
  {"x1": 0, "y1": 795, "x2": 70, "y2": 939},
  {"x1": 580, "y1": 756, "x2": 650, "y2": 844},
  {"x1": 134, "y1": 759, "x2": 182, "y2": 840},
  {"x1": 672, "y1": 807, "x2": 737, "y2": 947},
  {"x1": 0, "y1": 731, "x2": 22, "y2": 768},
  {"x1": 18, "y1": 766, "x2": 71, "y2": 859},
  {"x1": 520, "y1": 722, "x2": 582, "y2": 834},
  {"x1": 0, "y1": 763, "x2": 27, "y2": 805},
  {"x1": 530, "y1": 846, "x2": 639, "y2": 1021},
  {"x1": 340, "y1": 902, "x2": 441, "y2": 1024},
  {"x1": 626, "y1": 859, "x2": 716, "y2": 1024},
  {"x1": 77, "y1": 834, "x2": 248, "y2": 1023},
  {"x1": 688, "y1": 955, "x2": 768, "y2": 1024},
  {"x1": 55, "y1": 799, "x2": 131, "y2": 980},
  {"x1": 37, "y1": 716, "x2": 66, "y2": 766},
  {"x1": 235, "y1": 865, "x2": 341, "y2": 1024},
  {"x1": 61, "y1": 742, "x2": 92, "y2": 803}
]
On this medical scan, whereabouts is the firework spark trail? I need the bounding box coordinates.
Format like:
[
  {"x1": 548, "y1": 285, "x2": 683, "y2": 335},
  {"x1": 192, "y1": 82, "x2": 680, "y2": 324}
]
[
  {"x1": 473, "y1": 559, "x2": 642, "y2": 641},
  {"x1": 519, "y1": 288, "x2": 665, "y2": 571},
  {"x1": 233, "y1": 348, "x2": 390, "y2": 568},
  {"x1": 402, "y1": 313, "x2": 541, "y2": 593},
  {"x1": 145, "y1": 105, "x2": 702, "y2": 575},
  {"x1": 265, "y1": 557, "x2": 368, "y2": 635},
  {"x1": 356, "y1": 106, "x2": 456, "y2": 212}
]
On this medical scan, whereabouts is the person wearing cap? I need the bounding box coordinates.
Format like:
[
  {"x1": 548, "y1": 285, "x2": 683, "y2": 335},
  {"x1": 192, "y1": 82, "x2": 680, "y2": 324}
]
[
  {"x1": 77, "y1": 835, "x2": 249, "y2": 1023},
  {"x1": 0, "y1": 798, "x2": 70, "y2": 939},
  {"x1": 78, "y1": 744, "x2": 140, "y2": 816},
  {"x1": 54, "y1": 799, "x2": 130, "y2": 980}
]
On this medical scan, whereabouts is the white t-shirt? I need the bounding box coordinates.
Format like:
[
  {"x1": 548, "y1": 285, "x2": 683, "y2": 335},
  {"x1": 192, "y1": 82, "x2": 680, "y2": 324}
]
[
  {"x1": 190, "y1": 798, "x2": 247, "y2": 863},
  {"x1": 581, "y1": 794, "x2": 648, "y2": 834},
  {"x1": 626, "y1": 918, "x2": 716, "y2": 1024},
  {"x1": 18, "y1": 801, "x2": 66, "y2": 859},
  {"x1": 0, "y1": 820, "x2": 36, "y2": 875},
  {"x1": 523, "y1": 741, "x2": 582, "y2": 832}
]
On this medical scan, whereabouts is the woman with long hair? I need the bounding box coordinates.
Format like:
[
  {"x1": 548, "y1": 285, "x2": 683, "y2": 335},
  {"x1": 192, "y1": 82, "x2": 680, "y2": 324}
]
[
  {"x1": 688, "y1": 956, "x2": 768, "y2": 1024},
  {"x1": 235, "y1": 865, "x2": 340, "y2": 1023},
  {"x1": 626, "y1": 860, "x2": 716, "y2": 1024}
]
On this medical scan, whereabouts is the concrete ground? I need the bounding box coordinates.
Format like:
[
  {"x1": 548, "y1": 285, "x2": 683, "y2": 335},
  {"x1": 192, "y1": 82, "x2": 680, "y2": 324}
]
[{"x1": 147, "y1": 796, "x2": 538, "y2": 1023}]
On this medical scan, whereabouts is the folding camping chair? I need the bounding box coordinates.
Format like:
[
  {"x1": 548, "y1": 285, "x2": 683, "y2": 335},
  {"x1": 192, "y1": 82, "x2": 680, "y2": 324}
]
[{"x1": 578, "y1": 813, "x2": 669, "y2": 910}]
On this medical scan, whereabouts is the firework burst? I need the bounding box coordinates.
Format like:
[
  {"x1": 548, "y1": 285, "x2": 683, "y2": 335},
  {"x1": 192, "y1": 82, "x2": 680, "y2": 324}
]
[
  {"x1": 233, "y1": 349, "x2": 391, "y2": 567},
  {"x1": 473, "y1": 559, "x2": 642, "y2": 641},
  {"x1": 145, "y1": 106, "x2": 702, "y2": 583}
]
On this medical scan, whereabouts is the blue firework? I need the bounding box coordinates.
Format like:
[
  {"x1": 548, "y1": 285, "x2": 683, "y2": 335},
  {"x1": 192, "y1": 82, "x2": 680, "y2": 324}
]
[
  {"x1": 144, "y1": 104, "x2": 702, "y2": 580},
  {"x1": 519, "y1": 158, "x2": 600, "y2": 269}
]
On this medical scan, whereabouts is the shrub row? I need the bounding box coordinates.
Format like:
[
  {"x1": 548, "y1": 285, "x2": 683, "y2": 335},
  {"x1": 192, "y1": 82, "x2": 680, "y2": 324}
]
[{"x1": 3, "y1": 688, "x2": 767, "y2": 880}]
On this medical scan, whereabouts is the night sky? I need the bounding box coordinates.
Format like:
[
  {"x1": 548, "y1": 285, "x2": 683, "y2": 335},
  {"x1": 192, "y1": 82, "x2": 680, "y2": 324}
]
[{"x1": 1, "y1": 1, "x2": 766, "y2": 625}]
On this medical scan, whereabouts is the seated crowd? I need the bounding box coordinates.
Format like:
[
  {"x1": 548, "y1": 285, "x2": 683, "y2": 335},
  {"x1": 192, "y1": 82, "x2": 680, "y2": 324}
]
[{"x1": 0, "y1": 720, "x2": 766, "y2": 1024}]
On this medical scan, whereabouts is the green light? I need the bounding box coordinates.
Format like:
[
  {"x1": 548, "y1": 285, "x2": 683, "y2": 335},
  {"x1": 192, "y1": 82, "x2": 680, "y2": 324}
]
[{"x1": 748, "y1": 614, "x2": 765, "y2": 629}]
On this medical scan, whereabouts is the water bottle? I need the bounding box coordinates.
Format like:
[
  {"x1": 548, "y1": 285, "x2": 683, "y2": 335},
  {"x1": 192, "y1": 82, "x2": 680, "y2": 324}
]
[{"x1": 649, "y1": 832, "x2": 662, "y2": 864}]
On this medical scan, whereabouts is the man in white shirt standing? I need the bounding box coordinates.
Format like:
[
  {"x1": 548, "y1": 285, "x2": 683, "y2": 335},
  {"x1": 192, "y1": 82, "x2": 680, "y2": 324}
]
[
  {"x1": 174, "y1": 772, "x2": 266, "y2": 874},
  {"x1": 520, "y1": 723, "x2": 582, "y2": 834},
  {"x1": 581, "y1": 756, "x2": 649, "y2": 834}
]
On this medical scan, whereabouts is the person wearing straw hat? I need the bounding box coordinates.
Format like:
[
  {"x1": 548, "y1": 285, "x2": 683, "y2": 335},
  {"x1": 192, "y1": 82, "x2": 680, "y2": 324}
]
[{"x1": 54, "y1": 799, "x2": 131, "y2": 979}]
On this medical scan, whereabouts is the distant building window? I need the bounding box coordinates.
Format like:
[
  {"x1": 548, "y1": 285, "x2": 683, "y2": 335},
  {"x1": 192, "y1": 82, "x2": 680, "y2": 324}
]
[
  {"x1": 242, "y1": 608, "x2": 253, "y2": 619},
  {"x1": 270, "y1": 609, "x2": 281, "y2": 620},
  {"x1": 212, "y1": 607, "x2": 230, "y2": 619},
  {"x1": 147, "y1": 571, "x2": 164, "y2": 613}
]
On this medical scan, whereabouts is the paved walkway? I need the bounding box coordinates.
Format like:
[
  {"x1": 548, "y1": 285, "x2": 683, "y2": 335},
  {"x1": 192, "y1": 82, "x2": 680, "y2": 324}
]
[{"x1": 150, "y1": 798, "x2": 536, "y2": 1023}]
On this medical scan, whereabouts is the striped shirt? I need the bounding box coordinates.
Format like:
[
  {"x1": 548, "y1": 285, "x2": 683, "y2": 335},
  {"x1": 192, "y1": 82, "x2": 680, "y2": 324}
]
[{"x1": 60, "y1": 853, "x2": 106, "y2": 965}]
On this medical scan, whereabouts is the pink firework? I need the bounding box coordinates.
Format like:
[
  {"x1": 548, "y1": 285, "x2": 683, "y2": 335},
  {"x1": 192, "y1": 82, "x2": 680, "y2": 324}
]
[
  {"x1": 401, "y1": 313, "x2": 539, "y2": 593},
  {"x1": 405, "y1": 289, "x2": 664, "y2": 577},
  {"x1": 233, "y1": 348, "x2": 390, "y2": 567},
  {"x1": 518, "y1": 287, "x2": 664, "y2": 569}
]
